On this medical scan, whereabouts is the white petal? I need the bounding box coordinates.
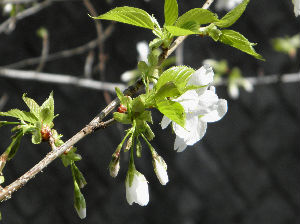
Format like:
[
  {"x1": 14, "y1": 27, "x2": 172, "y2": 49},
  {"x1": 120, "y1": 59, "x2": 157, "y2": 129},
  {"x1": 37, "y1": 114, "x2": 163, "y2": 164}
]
[
  {"x1": 174, "y1": 114, "x2": 207, "y2": 146},
  {"x1": 136, "y1": 41, "x2": 149, "y2": 63},
  {"x1": 228, "y1": 83, "x2": 239, "y2": 99},
  {"x1": 174, "y1": 135, "x2": 188, "y2": 152},
  {"x1": 188, "y1": 65, "x2": 214, "y2": 87},
  {"x1": 175, "y1": 90, "x2": 200, "y2": 113},
  {"x1": 242, "y1": 79, "x2": 254, "y2": 92},
  {"x1": 126, "y1": 171, "x2": 149, "y2": 206},
  {"x1": 121, "y1": 70, "x2": 136, "y2": 82},
  {"x1": 161, "y1": 116, "x2": 171, "y2": 129},
  {"x1": 76, "y1": 207, "x2": 86, "y2": 219},
  {"x1": 293, "y1": 0, "x2": 300, "y2": 16},
  {"x1": 201, "y1": 99, "x2": 228, "y2": 122}
]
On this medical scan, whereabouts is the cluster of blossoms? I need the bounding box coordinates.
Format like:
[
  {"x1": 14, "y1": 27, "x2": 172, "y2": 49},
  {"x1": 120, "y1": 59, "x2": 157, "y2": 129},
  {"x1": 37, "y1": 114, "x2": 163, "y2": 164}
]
[
  {"x1": 293, "y1": 0, "x2": 300, "y2": 16},
  {"x1": 120, "y1": 65, "x2": 227, "y2": 206}
]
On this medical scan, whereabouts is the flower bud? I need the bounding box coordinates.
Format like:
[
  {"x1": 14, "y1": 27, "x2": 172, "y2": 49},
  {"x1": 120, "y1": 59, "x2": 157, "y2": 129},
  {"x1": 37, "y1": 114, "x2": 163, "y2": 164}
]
[
  {"x1": 152, "y1": 155, "x2": 169, "y2": 185},
  {"x1": 109, "y1": 153, "x2": 120, "y2": 178},
  {"x1": 125, "y1": 170, "x2": 149, "y2": 206}
]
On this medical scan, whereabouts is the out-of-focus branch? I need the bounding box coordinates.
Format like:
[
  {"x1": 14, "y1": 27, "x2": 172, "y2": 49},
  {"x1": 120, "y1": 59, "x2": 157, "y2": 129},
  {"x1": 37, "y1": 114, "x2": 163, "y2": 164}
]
[
  {"x1": 0, "y1": 68, "x2": 126, "y2": 92},
  {"x1": 83, "y1": 0, "x2": 111, "y2": 104},
  {"x1": 36, "y1": 29, "x2": 50, "y2": 72},
  {"x1": 214, "y1": 72, "x2": 300, "y2": 86},
  {"x1": 0, "y1": 94, "x2": 9, "y2": 111},
  {"x1": 3, "y1": 24, "x2": 115, "y2": 68},
  {"x1": 0, "y1": 0, "x2": 52, "y2": 34}
]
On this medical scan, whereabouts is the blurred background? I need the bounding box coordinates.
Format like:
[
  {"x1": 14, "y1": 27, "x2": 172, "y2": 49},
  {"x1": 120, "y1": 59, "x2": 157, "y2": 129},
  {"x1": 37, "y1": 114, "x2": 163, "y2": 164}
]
[{"x1": 0, "y1": 0, "x2": 299, "y2": 223}]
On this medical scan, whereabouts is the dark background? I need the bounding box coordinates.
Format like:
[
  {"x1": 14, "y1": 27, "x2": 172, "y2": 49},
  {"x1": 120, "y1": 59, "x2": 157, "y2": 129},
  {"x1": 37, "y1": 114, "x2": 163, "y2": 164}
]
[{"x1": 0, "y1": 0, "x2": 299, "y2": 223}]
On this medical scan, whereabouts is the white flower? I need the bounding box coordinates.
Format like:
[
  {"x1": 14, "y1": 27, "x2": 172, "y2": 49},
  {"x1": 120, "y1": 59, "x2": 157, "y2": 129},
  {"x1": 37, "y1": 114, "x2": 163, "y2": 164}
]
[
  {"x1": 153, "y1": 155, "x2": 168, "y2": 185},
  {"x1": 293, "y1": 0, "x2": 300, "y2": 16},
  {"x1": 216, "y1": 0, "x2": 243, "y2": 11},
  {"x1": 161, "y1": 65, "x2": 228, "y2": 152},
  {"x1": 3, "y1": 4, "x2": 13, "y2": 14},
  {"x1": 136, "y1": 41, "x2": 149, "y2": 63},
  {"x1": 228, "y1": 77, "x2": 253, "y2": 99},
  {"x1": 121, "y1": 70, "x2": 138, "y2": 82},
  {"x1": 125, "y1": 170, "x2": 149, "y2": 206}
]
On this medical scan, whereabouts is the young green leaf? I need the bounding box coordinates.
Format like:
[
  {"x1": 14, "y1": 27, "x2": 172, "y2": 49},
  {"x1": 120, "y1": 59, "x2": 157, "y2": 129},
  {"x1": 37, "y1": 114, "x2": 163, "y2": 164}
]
[
  {"x1": 31, "y1": 121, "x2": 42, "y2": 144},
  {"x1": 5, "y1": 130, "x2": 23, "y2": 161},
  {"x1": 175, "y1": 8, "x2": 218, "y2": 28},
  {"x1": 22, "y1": 94, "x2": 41, "y2": 118},
  {"x1": 113, "y1": 112, "x2": 132, "y2": 124},
  {"x1": 164, "y1": 0, "x2": 178, "y2": 26},
  {"x1": 0, "y1": 121, "x2": 22, "y2": 127},
  {"x1": 92, "y1": 6, "x2": 155, "y2": 29},
  {"x1": 155, "y1": 82, "x2": 181, "y2": 100},
  {"x1": 215, "y1": 0, "x2": 250, "y2": 28},
  {"x1": 155, "y1": 66, "x2": 195, "y2": 93},
  {"x1": 61, "y1": 148, "x2": 82, "y2": 167},
  {"x1": 40, "y1": 92, "x2": 54, "y2": 122},
  {"x1": 0, "y1": 109, "x2": 38, "y2": 124},
  {"x1": 219, "y1": 29, "x2": 264, "y2": 60},
  {"x1": 165, "y1": 25, "x2": 199, "y2": 36},
  {"x1": 138, "y1": 110, "x2": 153, "y2": 123},
  {"x1": 136, "y1": 138, "x2": 142, "y2": 157},
  {"x1": 39, "y1": 108, "x2": 53, "y2": 125},
  {"x1": 156, "y1": 100, "x2": 185, "y2": 127},
  {"x1": 143, "y1": 122, "x2": 155, "y2": 141}
]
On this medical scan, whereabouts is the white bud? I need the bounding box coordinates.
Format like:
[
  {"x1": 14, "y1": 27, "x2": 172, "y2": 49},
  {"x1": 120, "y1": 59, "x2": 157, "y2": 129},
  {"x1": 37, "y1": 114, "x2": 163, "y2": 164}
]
[
  {"x1": 125, "y1": 170, "x2": 149, "y2": 206},
  {"x1": 153, "y1": 155, "x2": 169, "y2": 185},
  {"x1": 3, "y1": 4, "x2": 13, "y2": 14}
]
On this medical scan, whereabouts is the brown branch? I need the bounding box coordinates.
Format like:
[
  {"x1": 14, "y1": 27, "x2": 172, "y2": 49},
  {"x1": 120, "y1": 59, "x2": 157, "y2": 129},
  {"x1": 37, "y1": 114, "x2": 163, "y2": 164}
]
[
  {"x1": 0, "y1": 0, "x2": 215, "y2": 204},
  {"x1": 83, "y1": 0, "x2": 111, "y2": 104},
  {"x1": 3, "y1": 23, "x2": 115, "y2": 69}
]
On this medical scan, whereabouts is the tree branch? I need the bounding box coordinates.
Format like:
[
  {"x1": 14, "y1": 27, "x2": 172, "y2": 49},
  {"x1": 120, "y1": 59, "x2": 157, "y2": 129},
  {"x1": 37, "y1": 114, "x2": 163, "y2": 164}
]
[
  {"x1": 0, "y1": 0, "x2": 53, "y2": 34},
  {"x1": 3, "y1": 23, "x2": 115, "y2": 69},
  {"x1": 0, "y1": 68, "x2": 126, "y2": 92},
  {"x1": 0, "y1": 0, "x2": 215, "y2": 204}
]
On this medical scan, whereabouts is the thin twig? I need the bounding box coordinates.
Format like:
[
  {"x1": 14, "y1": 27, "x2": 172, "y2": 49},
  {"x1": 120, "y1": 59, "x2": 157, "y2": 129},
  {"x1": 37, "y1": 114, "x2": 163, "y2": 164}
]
[
  {"x1": 83, "y1": 0, "x2": 111, "y2": 104},
  {"x1": 36, "y1": 29, "x2": 50, "y2": 72},
  {"x1": 0, "y1": 0, "x2": 215, "y2": 203},
  {"x1": 0, "y1": 68, "x2": 126, "y2": 92},
  {"x1": 3, "y1": 24, "x2": 115, "y2": 69},
  {"x1": 0, "y1": 0, "x2": 53, "y2": 34}
]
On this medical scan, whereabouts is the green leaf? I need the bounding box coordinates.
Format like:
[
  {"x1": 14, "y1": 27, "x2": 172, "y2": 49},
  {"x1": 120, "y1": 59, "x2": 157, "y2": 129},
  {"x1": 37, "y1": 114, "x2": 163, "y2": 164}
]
[
  {"x1": 0, "y1": 109, "x2": 38, "y2": 124},
  {"x1": 115, "y1": 87, "x2": 126, "y2": 104},
  {"x1": 39, "y1": 108, "x2": 53, "y2": 125},
  {"x1": 155, "y1": 66, "x2": 195, "y2": 93},
  {"x1": 155, "y1": 81, "x2": 181, "y2": 99},
  {"x1": 61, "y1": 148, "x2": 82, "y2": 167},
  {"x1": 22, "y1": 93, "x2": 41, "y2": 118},
  {"x1": 207, "y1": 25, "x2": 222, "y2": 41},
  {"x1": 138, "y1": 110, "x2": 153, "y2": 123},
  {"x1": 219, "y1": 29, "x2": 264, "y2": 60},
  {"x1": 165, "y1": 25, "x2": 199, "y2": 36},
  {"x1": 113, "y1": 112, "x2": 132, "y2": 124},
  {"x1": 31, "y1": 121, "x2": 42, "y2": 144},
  {"x1": 156, "y1": 100, "x2": 185, "y2": 127},
  {"x1": 164, "y1": 0, "x2": 178, "y2": 26},
  {"x1": 149, "y1": 38, "x2": 163, "y2": 50},
  {"x1": 0, "y1": 121, "x2": 22, "y2": 127},
  {"x1": 131, "y1": 96, "x2": 145, "y2": 113},
  {"x1": 92, "y1": 6, "x2": 155, "y2": 29},
  {"x1": 5, "y1": 130, "x2": 23, "y2": 161},
  {"x1": 40, "y1": 92, "x2": 55, "y2": 122},
  {"x1": 215, "y1": 0, "x2": 250, "y2": 28},
  {"x1": 175, "y1": 8, "x2": 218, "y2": 28}
]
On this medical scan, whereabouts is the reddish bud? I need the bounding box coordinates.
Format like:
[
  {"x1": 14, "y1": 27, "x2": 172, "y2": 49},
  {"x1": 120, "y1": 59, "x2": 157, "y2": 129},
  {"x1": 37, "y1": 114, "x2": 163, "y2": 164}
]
[
  {"x1": 41, "y1": 125, "x2": 51, "y2": 141},
  {"x1": 117, "y1": 104, "x2": 127, "y2": 113}
]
